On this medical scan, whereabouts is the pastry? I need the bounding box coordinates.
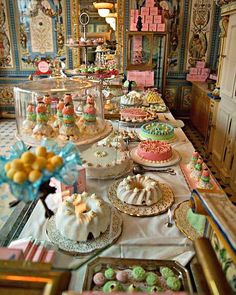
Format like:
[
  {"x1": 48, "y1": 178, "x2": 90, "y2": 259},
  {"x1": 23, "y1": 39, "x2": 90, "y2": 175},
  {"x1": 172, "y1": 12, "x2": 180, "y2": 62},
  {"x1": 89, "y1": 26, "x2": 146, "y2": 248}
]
[
  {"x1": 187, "y1": 151, "x2": 199, "y2": 171},
  {"x1": 120, "y1": 108, "x2": 156, "y2": 123},
  {"x1": 33, "y1": 102, "x2": 54, "y2": 138},
  {"x1": 146, "y1": 272, "x2": 158, "y2": 286},
  {"x1": 93, "y1": 272, "x2": 106, "y2": 286},
  {"x1": 116, "y1": 270, "x2": 128, "y2": 283},
  {"x1": 59, "y1": 104, "x2": 80, "y2": 139},
  {"x1": 105, "y1": 268, "x2": 116, "y2": 280},
  {"x1": 102, "y1": 281, "x2": 123, "y2": 292},
  {"x1": 117, "y1": 175, "x2": 162, "y2": 206},
  {"x1": 143, "y1": 89, "x2": 162, "y2": 104},
  {"x1": 147, "y1": 286, "x2": 163, "y2": 293},
  {"x1": 23, "y1": 103, "x2": 36, "y2": 131},
  {"x1": 55, "y1": 192, "x2": 110, "y2": 241},
  {"x1": 132, "y1": 266, "x2": 146, "y2": 281},
  {"x1": 120, "y1": 91, "x2": 141, "y2": 106},
  {"x1": 197, "y1": 169, "x2": 213, "y2": 189},
  {"x1": 166, "y1": 276, "x2": 181, "y2": 291},
  {"x1": 190, "y1": 158, "x2": 203, "y2": 180},
  {"x1": 160, "y1": 267, "x2": 175, "y2": 279},
  {"x1": 127, "y1": 284, "x2": 142, "y2": 292}
]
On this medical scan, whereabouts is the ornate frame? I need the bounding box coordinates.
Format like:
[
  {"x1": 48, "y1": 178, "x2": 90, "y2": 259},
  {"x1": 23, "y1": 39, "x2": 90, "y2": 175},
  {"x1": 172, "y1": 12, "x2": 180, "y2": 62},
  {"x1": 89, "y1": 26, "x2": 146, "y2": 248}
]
[{"x1": 70, "y1": 0, "x2": 125, "y2": 71}]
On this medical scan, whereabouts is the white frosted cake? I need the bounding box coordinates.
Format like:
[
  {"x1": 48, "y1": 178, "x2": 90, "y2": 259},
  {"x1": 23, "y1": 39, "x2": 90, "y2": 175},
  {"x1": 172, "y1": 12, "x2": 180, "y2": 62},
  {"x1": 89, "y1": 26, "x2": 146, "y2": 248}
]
[
  {"x1": 117, "y1": 174, "x2": 162, "y2": 206},
  {"x1": 55, "y1": 192, "x2": 110, "y2": 241},
  {"x1": 120, "y1": 91, "x2": 141, "y2": 106},
  {"x1": 81, "y1": 145, "x2": 130, "y2": 178}
]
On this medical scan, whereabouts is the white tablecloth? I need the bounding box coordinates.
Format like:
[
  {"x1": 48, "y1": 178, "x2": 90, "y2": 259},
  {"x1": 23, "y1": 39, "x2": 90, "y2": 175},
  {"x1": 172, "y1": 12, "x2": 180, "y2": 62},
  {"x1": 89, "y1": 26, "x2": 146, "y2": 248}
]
[{"x1": 18, "y1": 113, "x2": 196, "y2": 291}]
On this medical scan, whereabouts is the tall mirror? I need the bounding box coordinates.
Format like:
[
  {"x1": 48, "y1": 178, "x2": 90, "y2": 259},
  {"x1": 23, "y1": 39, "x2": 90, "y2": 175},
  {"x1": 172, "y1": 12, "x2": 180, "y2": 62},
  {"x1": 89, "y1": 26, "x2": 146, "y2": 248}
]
[{"x1": 71, "y1": 0, "x2": 124, "y2": 71}]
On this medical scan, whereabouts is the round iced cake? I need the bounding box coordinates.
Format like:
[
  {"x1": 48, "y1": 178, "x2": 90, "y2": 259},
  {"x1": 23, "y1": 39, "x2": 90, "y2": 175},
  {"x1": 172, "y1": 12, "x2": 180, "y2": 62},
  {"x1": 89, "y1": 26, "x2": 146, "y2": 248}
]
[
  {"x1": 137, "y1": 140, "x2": 173, "y2": 163},
  {"x1": 81, "y1": 145, "x2": 130, "y2": 178},
  {"x1": 117, "y1": 174, "x2": 162, "y2": 206},
  {"x1": 120, "y1": 108, "x2": 157, "y2": 123},
  {"x1": 55, "y1": 192, "x2": 110, "y2": 241},
  {"x1": 140, "y1": 122, "x2": 174, "y2": 141}
]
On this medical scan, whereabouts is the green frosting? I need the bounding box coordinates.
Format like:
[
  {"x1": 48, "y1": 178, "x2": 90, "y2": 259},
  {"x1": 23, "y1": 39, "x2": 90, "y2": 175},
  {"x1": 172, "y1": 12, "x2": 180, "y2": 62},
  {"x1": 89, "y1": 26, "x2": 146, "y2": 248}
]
[
  {"x1": 104, "y1": 268, "x2": 116, "y2": 280},
  {"x1": 27, "y1": 113, "x2": 36, "y2": 121},
  {"x1": 127, "y1": 284, "x2": 142, "y2": 293},
  {"x1": 132, "y1": 266, "x2": 146, "y2": 281},
  {"x1": 37, "y1": 113, "x2": 47, "y2": 122},
  {"x1": 160, "y1": 267, "x2": 175, "y2": 279},
  {"x1": 186, "y1": 209, "x2": 206, "y2": 235},
  {"x1": 102, "y1": 281, "x2": 123, "y2": 293},
  {"x1": 166, "y1": 276, "x2": 181, "y2": 291},
  {"x1": 147, "y1": 286, "x2": 163, "y2": 293},
  {"x1": 146, "y1": 272, "x2": 158, "y2": 286},
  {"x1": 83, "y1": 113, "x2": 96, "y2": 122},
  {"x1": 141, "y1": 122, "x2": 174, "y2": 141}
]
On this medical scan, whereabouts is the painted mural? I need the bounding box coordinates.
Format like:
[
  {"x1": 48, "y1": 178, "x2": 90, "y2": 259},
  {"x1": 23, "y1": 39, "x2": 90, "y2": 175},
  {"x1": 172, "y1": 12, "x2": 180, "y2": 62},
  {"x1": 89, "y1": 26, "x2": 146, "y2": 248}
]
[
  {"x1": 0, "y1": 0, "x2": 13, "y2": 68},
  {"x1": 186, "y1": 0, "x2": 215, "y2": 69}
]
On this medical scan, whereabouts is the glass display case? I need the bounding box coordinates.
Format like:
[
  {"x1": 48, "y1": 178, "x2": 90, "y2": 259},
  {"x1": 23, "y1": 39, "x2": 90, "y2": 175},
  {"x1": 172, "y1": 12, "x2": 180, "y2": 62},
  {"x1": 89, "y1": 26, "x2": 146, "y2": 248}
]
[{"x1": 14, "y1": 77, "x2": 112, "y2": 148}]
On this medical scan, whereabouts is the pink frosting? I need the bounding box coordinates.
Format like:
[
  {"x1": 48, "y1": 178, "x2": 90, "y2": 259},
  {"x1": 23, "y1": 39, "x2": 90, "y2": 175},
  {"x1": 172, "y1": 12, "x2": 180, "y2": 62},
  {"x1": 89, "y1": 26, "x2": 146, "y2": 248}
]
[
  {"x1": 93, "y1": 272, "x2": 106, "y2": 286},
  {"x1": 201, "y1": 169, "x2": 210, "y2": 178},
  {"x1": 85, "y1": 106, "x2": 96, "y2": 115},
  {"x1": 27, "y1": 104, "x2": 35, "y2": 113},
  {"x1": 120, "y1": 108, "x2": 147, "y2": 119},
  {"x1": 137, "y1": 140, "x2": 172, "y2": 162}
]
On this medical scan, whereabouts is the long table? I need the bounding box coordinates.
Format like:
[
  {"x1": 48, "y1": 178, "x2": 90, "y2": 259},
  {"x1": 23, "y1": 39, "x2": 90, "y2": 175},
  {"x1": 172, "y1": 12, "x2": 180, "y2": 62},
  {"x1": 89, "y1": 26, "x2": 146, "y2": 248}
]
[{"x1": 16, "y1": 112, "x2": 198, "y2": 291}]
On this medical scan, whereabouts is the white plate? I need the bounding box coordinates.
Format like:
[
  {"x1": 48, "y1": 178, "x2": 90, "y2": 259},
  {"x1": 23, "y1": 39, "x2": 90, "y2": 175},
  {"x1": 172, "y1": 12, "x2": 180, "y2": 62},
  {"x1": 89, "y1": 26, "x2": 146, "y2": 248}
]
[
  {"x1": 46, "y1": 205, "x2": 122, "y2": 255},
  {"x1": 130, "y1": 147, "x2": 181, "y2": 168}
]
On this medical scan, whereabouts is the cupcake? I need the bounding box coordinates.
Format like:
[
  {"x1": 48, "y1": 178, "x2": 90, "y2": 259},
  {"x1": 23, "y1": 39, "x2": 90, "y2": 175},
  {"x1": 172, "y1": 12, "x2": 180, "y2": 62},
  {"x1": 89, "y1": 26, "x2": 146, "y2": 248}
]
[
  {"x1": 132, "y1": 266, "x2": 146, "y2": 281},
  {"x1": 102, "y1": 281, "x2": 123, "y2": 293},
  {"x1": 190, "y1": 158, "x2": 203, "y2": 180},
  {"x1": 116, "y1": 270, "x2": 128, "y2": 283},
  {"x1": 104, "y1": 268, "x2": 116, "y2": 280},
  {"x1": 146, "y1": 272, "x2": 158, "y2": 286},
  {"x1": 198, "y1": 169, "x2": 213, "y2": 189},
  {"x1": 166, "y1": 276, "x2": 181, "y2": 291},
  {"x1": 127, "y1": 284, "x2": 142, "y2": 293},
  {"x1": 160, "y1": 267, "x2": 175, "y2": 279},
  {"x1": 93, "y1": 272, "x2": 106, "y2": 286},
  {"x1": 187, "y1": 151, "x2": 199, "y2": 171}
]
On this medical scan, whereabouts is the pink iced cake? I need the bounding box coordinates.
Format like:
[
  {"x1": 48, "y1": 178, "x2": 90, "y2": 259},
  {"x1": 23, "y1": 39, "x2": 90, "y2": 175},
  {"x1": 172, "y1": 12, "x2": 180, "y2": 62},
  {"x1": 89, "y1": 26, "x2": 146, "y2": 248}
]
[
  {"x1": 137, "y1": 140, "x2": 173, "y2": 163},
  {"x1": 120, "y1": 108, "x2": 157, "y2": 122}
]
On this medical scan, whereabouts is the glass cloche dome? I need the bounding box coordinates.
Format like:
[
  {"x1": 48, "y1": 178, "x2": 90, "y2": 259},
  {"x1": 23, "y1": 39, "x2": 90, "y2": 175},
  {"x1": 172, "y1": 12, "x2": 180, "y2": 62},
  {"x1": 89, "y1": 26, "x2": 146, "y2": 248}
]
[{"x1": 14, "y1": 77, "x2": 112, "y2": 147}]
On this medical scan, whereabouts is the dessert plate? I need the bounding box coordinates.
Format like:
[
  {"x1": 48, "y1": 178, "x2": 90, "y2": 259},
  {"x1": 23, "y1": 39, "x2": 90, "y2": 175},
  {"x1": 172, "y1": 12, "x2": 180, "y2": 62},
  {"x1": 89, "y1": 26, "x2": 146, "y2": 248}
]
[
  {"x1": 87, "y1": 160, "x2": 133, "y2": 180},
  {"x1": 108, "y1": 180, "x2": 174, "y2": 217},
  {"x1": 174, "y1": 200, "x2": 204, "y2": 241},
  {"x1": 130, "y1": 147, "x2": 181, "y2": 168},
  {"x1": 46, "y1": 205, "x2": 122, "y2": 255}
]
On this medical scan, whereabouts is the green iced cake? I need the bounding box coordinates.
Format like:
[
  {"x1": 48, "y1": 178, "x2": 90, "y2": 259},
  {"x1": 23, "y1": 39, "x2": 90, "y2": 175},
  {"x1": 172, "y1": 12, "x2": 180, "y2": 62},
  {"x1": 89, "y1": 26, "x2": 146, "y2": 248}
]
[{"x1": 140, "y1": 122, "x2": 174, "y2": 141}]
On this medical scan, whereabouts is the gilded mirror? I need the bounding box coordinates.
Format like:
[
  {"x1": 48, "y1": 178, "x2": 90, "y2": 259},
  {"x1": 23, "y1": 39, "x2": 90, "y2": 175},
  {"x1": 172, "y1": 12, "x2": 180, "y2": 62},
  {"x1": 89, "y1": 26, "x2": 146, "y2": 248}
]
[{"x1": 70, "y1": 0, "x2": 124, "y2": 71}]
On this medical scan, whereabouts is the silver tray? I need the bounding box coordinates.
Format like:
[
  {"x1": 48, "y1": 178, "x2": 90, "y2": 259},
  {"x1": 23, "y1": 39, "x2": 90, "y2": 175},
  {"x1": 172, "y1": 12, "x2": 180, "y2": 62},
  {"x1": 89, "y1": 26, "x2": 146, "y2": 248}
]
[
  {"x1": 83, "y1": 257, "x2": 193, "y2": 293},
  {"x1": 46, "y1": 205, "x2": 122, "y2": 255}
]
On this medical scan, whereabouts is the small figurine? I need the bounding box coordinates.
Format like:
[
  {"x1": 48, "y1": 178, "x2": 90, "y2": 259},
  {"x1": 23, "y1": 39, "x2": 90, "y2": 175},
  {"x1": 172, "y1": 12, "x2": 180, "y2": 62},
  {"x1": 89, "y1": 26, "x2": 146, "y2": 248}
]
[
  {"x1": 198, "y1": 169, "x2": 213, "y2": 189},
  {"x1": 82, "y1": 95, "x2": 97, "y2": 124},
  {"x1": 187, "y1": 151, "x2": 199, "y2": 171},
  {"x1": 64, "y1": 93, "x2": 73, "y2": 106},
  {"x1": 59, "y1": 103, "x2": 79, "y2": 140},
  {"x1": 190, "y1": 158, "x2": 203, "y2": 180},
  {"x1": 23, "y1": 103, "x2": 36, "y2": 131},
  {"x1": 54, "y1": 100, "x2": 65, "y2": 128},
  {"x1": 33, "y1": 102, "x2": 53, "y2": 137},
  {"x1": 43, "y1": 94, "x2": 52, "y2": 117}
]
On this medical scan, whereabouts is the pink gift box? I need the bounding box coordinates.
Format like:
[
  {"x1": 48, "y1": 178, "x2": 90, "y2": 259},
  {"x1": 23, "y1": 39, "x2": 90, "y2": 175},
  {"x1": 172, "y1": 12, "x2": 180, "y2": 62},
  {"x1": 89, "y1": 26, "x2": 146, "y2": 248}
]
[
  {"x1": 189, "y1": 67, "x2": 198, "y2": 75},
  {"x1": 149, "y1": 24, "x2": 157, "y2": 31},
  {"x1": 50, "y1": 166, "x2": 86, "y2": 197},
  {"x1": 157, "y1": 23, "x2": 166, "y2": 32},
  {"x1": 146, "y1": 15, "x2": 153, "y2": 24},
  {"x1": 130, "y1": 16, "x2": 135, "y2": 24},
  {"x1": 8, "y1": 239, "x2": 33, "y2": 258},
  {"x1": 145, "y1": 0, "x2": 155, "y2": 7},
  {"x1": 145, "y1": 71, "x2": 154, "y2": 86},
  {"x1": 154, "y1": 15, "x2": 162, "y2": 24},
  {"x1": 0, "y1": 247, "x2": 24, "y2": 261},
  {"x1": 150, "y1": 7, "x2": 158, "y2": 15},
  {"x1": 141, "y1": 7, "x2": 150, "y2": 16},
  {"x1": 142, "y1": 23, "x2": 149, "y2": 31},
  {"x1": 197, "y1": 68, "x2": 202, "y2": 75},
  {"x1": 196, "y1": 61, "x2": 205, "y2": 68}
]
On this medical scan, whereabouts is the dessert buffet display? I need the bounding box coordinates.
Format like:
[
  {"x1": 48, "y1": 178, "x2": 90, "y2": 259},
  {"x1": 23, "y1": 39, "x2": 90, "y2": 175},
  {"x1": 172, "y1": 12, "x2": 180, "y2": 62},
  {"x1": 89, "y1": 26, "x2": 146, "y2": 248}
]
[
  {"x1": 108, "y1": 175, "x2": 174, "y2": 217},
  {"x1": 130, "y1": 140, "x2": 181, "y2": 168},
  {"x1": 46, "y1": 192, "x2": 122, "y2": 254},
  {"x1": 83, "y1": 257, "x2": 193, "y2": 293},
  {"x1": 180, "y1": 151, "x2": 222, "y2": 191},
  {"x1": 120, "y1": 91, "x2": 142, "y2": 107},
  {"x1": 174, "y1": 200, "x2": 206, "y2": 240},
  {"x1": 14, "y1": 78, "x2": 112, "y2": 147},
  {"x1": 80, "y1": 144, "x2": 132, "y2": 179}
]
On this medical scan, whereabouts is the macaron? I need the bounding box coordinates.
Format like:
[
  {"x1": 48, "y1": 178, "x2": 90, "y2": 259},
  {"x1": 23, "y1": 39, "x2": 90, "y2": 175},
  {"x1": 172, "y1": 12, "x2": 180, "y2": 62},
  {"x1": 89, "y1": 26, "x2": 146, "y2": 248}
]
[{"x1": 93, "y1": 272, "x2": 106, "y2": 286}]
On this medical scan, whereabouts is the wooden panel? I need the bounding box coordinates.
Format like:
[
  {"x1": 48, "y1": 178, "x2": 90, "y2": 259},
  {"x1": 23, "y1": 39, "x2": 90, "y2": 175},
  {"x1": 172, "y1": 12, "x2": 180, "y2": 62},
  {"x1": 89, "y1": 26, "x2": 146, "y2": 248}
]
[{"x1": 190, "y1": 83, "x2": 210, "y2": 139}]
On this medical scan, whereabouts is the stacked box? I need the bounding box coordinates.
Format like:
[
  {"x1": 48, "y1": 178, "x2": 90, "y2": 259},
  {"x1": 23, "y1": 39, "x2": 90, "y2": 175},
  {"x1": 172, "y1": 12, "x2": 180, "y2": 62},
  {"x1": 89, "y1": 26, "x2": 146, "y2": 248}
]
[{"x1": 127, "y1": 71, "x2": 154, "y2": 87}]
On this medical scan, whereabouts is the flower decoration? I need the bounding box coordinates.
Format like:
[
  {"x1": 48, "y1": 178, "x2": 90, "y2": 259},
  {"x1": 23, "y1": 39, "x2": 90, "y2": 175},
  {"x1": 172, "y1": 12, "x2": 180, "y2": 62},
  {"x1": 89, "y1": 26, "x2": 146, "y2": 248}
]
[{"x1": 0, "y1": 139, "x2": 81, "y2": 203}]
